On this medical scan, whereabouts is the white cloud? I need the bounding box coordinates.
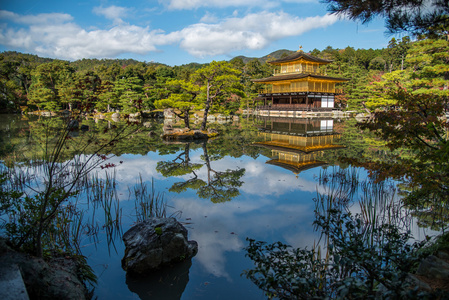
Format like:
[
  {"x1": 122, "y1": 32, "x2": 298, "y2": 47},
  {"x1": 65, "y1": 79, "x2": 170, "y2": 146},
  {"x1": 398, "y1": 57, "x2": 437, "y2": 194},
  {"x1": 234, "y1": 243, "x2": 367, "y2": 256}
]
[
  {"x1": 92, "y1": 5, "x2": 129, "y2": 24},
  {"x1": 161, "y1": 0, "x2": 315, "y2": 10},
  {"x1": 162, "y1": 0, "x2": 264, "y2": 10},
  {"x1": 0, "y1": 10, "x2": 73, "y2": 25},
  {"x1": 0, "y1": 10, "x2": 172, "y2": 60},
  {"x1": 0, "y1": 8, "x2": 339, "y2": 60},
  {"x1": 199, "y1": 11, "x2": 218, "y2": 23},
  {"x1": 175, "y1": 11, "x2": 339, "y2": 57}
]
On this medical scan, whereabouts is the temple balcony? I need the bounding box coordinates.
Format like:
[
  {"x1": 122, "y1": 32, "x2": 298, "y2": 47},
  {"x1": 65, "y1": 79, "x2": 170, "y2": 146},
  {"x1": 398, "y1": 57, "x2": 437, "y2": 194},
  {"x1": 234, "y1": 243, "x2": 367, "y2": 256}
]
[
  {"x1": 259, "y1": 87, "x2": 343, "y2": 95},
  {"x1": 256, "y1": 104, "x2": 334, "y2": 112},
  {"x1": 273, "y1": 69, "x2": 324, "y2": 76}
]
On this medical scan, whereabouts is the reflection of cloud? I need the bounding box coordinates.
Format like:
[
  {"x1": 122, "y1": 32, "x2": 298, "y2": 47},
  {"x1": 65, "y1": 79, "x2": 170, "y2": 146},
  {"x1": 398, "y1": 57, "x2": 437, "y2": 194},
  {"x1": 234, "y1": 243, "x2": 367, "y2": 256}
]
[
  {"x1": 284, "y1": 229, "x2": 322, "y2": 249},
  {"x1": 91, "y1": 154, "x2": 164, "y2": 198},
  {"x1": 108, "y1": 155, "x2": 162, "y2": 183},
  {"x1": 173, "y1": 191, "x2": 318, "y2": 279},
  {"x1": 185, "y1": 151, "x2": 321, "y2": 196},
  {"x1": 174, "y1": 197, "x2": 245, "y2": 280}
]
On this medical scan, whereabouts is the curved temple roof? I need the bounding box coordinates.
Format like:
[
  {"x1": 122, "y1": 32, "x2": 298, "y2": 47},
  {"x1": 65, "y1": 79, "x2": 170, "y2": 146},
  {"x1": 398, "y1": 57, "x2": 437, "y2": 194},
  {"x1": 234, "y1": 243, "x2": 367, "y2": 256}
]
[
  {"x1": 252, "y1": 73, "x2": 349, "y2": 83},
  {"x1": 269, "y1": 51, "x2": 333, "y2": 65}
]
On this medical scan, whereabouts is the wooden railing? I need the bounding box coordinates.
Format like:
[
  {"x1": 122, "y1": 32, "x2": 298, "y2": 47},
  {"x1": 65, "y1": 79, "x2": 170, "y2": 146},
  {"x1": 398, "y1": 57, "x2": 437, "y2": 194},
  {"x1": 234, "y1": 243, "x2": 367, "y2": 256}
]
[
  {"x1": 273, "y1": 70, "x2": 323, "y2": 76},
  {"x1": 256, "y1": 105, "x2": 334, "y2": 111},
  {"x1": 259, "y1": 88, "x2": 344, "y2": 94}
]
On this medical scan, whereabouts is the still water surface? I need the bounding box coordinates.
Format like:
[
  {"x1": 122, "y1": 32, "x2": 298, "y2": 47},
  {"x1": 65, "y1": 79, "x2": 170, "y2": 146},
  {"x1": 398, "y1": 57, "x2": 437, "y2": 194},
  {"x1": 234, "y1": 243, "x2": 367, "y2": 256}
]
[{"x1": 0, "y1": 115, "x2": 433, "y2": 299}]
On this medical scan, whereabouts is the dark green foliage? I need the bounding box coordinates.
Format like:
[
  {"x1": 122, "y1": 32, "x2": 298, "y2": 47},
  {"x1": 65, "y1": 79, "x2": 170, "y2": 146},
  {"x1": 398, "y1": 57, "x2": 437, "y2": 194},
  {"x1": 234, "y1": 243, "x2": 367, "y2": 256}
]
[
  {"x1": 244, "y1": 239, "x2": 331, "y2": 299},
  {"x1": 322, "y1": 0, "x2": 449, "y2": 38},
  {"x1": 244, "y1": 208, "x2": 431, "y2": 299}
]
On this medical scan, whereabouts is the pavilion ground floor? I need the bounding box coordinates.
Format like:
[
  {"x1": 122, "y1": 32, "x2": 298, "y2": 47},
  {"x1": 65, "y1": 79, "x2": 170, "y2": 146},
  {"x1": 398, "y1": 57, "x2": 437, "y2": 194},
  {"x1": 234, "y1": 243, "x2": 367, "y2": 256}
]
[
  {"x1": 254, "y1": 91, "x2": 349, "y2": 118},
  {"x1": 257, "y1": 91, "x2": 337, "y2": 109}
]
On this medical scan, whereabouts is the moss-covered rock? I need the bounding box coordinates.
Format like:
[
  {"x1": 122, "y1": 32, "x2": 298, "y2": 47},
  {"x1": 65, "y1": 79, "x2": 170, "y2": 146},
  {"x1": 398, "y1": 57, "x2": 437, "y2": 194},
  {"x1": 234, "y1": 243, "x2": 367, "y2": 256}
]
[{"x1": 161, "y1": 128, "x2": 218, "y2": 141}]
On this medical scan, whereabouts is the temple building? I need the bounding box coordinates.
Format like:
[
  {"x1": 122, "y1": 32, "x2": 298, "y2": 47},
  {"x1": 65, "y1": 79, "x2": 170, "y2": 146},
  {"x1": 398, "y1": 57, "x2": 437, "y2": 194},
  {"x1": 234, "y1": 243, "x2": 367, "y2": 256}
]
[
  {"x1": 254, "y1": 117, "x2": 345, "y2": 175},
  {"x1": 253, "y1": 50, "x2": 348, "y2": 113}
]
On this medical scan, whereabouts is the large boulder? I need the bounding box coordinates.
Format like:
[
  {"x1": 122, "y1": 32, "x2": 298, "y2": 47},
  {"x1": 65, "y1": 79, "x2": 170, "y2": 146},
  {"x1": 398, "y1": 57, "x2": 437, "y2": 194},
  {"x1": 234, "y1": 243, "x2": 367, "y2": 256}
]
[
  {"x1": 0, "y1": 239, "x2": 89, "y2": 299},
  {"x1": 121, "y1": 217, "x2": 198, "y2": 276},
  {"x1": 416, "y1": 254, "x2": 449, "y2": 280}
]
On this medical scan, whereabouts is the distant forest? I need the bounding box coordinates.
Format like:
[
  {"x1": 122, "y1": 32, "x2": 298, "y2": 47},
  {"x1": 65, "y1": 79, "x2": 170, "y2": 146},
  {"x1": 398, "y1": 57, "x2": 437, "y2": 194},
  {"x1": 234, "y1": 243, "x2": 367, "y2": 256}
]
[{"x1": 1, "y1": 35, "x2": 447, "y2": 114}]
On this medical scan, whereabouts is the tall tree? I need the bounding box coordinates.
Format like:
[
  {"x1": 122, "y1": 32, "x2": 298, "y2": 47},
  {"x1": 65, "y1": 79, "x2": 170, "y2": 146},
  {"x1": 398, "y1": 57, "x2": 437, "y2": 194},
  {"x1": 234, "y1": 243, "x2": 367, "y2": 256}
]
[
  {"x1": 192, "y1": 61, "x2": 244, "y2": 131},
  {"x1": 114, "y1": 77, "x2": 143, "y2": 114},
  {"x1": 154, "y1": 79, "x2": 200, "y2": 129},
  {"x1": 96, "y1": 80, "x2": 117, "y2": 112},
  {"x1": 406, "y1": 38, "x2": 449, "y2": 94},
  {"x1": 28, "y1": 61, "x2": 75, "y2": 111}
]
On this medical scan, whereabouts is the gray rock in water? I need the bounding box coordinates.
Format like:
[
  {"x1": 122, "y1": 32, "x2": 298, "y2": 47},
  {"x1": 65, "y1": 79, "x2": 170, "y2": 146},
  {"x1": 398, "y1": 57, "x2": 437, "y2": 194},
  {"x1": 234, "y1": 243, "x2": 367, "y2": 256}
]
[
  {"x1": 111, "y1": 112, "x2": 120, "y2": 120},
  {"x1": 121, "y1": 217, "x2": 198, "y2": 276},
  {"x1": 129, "y1": 112, "x2": 141, "y2": 119}
]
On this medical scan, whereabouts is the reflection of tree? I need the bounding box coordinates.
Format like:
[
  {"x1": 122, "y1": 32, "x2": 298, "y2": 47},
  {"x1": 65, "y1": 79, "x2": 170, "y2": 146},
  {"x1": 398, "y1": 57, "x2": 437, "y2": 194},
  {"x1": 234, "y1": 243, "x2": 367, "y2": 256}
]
[
  {"x1": 198, "y1": 142, "x2": 245, "y2": 203},
  {"x1": 156, "y1": 143, "x2": 202, "y2": 177},
  {"x1": 157, "y1": 141, "x2": 245, "y2": 203}
]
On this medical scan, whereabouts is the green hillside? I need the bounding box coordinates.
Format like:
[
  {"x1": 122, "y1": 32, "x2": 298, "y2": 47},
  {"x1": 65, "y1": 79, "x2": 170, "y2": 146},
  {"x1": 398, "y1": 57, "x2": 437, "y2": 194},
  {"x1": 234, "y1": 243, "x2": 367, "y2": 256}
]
[{"x1": 232, "y1": 49, "x2": 295, "y2": 64}]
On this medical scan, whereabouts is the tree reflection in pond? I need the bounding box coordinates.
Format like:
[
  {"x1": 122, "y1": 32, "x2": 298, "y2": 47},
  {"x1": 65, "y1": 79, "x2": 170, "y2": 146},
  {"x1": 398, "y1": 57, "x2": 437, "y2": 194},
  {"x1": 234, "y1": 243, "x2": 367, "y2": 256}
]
[{"x1": 157, "y1": 141, "x2": 245, "y2": 203}]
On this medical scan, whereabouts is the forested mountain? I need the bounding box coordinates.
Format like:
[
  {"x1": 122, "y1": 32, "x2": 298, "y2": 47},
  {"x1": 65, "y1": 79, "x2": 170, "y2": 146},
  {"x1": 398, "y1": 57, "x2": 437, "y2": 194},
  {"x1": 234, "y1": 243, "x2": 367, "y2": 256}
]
[
  {"x1": 232, "y1": 49, "x2": 295, "y2": 64},
  {"x1": 70, "y1": 58, "x2": 168, "y2": 72}
]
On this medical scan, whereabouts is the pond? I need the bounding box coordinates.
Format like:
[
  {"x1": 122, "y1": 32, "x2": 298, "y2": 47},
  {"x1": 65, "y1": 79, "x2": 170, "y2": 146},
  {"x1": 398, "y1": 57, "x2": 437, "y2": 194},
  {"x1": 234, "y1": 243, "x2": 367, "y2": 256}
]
[{"x1": 0, "y1": 114, "x2": 436, "y2": 299}]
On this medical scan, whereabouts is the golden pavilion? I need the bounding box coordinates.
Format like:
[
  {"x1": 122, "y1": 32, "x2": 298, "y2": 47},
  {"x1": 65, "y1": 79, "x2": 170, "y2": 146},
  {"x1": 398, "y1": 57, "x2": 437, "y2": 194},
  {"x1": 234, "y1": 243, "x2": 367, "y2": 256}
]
[{"x1": 253, "y1": 50, "x2": 348, "y2": 111}]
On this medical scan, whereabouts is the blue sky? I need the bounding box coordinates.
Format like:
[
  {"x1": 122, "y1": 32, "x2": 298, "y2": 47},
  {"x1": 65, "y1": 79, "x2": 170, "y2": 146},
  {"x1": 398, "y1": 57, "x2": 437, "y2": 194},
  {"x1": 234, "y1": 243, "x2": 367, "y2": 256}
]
[{"x1": 0, "y1": 0, "x2": 398, "y2": 66}]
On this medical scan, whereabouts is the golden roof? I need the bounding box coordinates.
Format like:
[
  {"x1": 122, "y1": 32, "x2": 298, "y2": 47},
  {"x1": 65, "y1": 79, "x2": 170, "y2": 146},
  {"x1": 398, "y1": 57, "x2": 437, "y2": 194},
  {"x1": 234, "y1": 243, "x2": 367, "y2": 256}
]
[
  {"x1": 266, "y1": 159, "x2": 327, "y2": 174},
  {"x1": 252, "y1": 73, "x2": 349, "y2": 83},
  {"x1": 254, "y1": 140, "x2": 346, "y2": 154},
  {"x1": 269, "y1": 52, "x2": 332, "y2": 65}
]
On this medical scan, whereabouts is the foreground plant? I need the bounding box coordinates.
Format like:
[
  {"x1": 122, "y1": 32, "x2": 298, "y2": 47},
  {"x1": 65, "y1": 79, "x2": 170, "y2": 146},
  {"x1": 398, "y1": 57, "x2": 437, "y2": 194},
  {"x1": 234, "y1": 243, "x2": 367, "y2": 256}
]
[
  {"x1": 244, "y1": 169, "x2": 438, "y2": 299},
  {"x1": 0, "y1": 115, "x2": 138, "y2": 258},
  {"x1": 244, "y1": 208, "x2": 431, "y2": 299}
]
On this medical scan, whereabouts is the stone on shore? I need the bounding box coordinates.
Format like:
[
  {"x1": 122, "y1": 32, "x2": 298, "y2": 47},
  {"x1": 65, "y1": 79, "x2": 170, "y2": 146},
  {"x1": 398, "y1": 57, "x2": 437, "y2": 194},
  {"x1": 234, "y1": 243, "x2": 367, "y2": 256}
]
[{"x1": 0, "y1": 239, "x2": 88, "y2": 300}]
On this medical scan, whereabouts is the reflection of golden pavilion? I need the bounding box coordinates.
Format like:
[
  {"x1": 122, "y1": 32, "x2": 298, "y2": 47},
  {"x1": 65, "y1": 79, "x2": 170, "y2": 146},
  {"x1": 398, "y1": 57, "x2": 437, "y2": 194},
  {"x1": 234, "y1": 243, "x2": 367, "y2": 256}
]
[{"x1": 255, "y1": 117, "x2": 345, "y2": 174}]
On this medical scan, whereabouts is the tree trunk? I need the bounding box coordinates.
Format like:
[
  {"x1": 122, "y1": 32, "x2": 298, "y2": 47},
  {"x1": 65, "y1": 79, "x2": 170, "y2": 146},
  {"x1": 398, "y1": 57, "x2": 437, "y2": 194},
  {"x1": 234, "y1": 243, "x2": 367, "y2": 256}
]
[
  {"x1": 201, "y1": 81, "x2": 211, "y2": 131},
  {"x1": 202, "y1": 142, "x2": 211, "y2": 184},
  {"x1": 184, "y1": 109, "x2": 190, "y2": 129}
]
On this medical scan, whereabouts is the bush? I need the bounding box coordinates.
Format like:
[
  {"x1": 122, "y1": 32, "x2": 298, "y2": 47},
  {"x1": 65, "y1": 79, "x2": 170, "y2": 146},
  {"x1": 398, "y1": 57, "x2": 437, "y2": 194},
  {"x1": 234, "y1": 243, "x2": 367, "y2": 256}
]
[{"x1": 244, "y1": 208, "x2": 433, "y2": 299}]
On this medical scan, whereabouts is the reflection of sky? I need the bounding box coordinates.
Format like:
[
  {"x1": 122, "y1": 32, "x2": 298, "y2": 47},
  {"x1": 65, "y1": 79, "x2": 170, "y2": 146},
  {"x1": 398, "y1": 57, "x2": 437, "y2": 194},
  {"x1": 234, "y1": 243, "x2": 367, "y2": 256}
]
[
  {"x1": 87, "y1": 148, "x2": 325, "y2": 298},
  {"x1": 108, "y1": 149, "x2": 322, "y2": 281},
  {"x1": 97, "y1": 146, "x2": 444, "y2": 293},
  {"x1": 9, "y1": 145, "x2": 440, "y2": 300},
  {"x1": 105, "y1": 149, "x2": 321, "y2": 198}
]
